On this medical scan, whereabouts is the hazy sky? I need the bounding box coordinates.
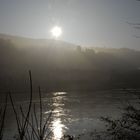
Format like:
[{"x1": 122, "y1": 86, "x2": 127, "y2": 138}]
[{"x1": 0, "y1": 0, "x2": 140, "y2": 49}]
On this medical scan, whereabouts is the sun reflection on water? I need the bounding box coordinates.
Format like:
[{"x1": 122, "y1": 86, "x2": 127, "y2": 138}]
[
  {"x1": 51, "y1": 92, "x2": 67, "y2": 140},
  {"x1": 53, "y1": 92, "x2": 67, "y2": 96},
  {"x1": 52, "y1": 118, "x2": 64, "y2": 140}
]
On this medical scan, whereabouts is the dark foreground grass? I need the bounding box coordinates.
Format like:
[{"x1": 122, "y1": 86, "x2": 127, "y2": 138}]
[{"x1": 8, "y1": 71, "x2": 54, "y2": 140}]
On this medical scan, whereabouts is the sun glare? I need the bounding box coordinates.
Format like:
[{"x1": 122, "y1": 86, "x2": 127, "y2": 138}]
[{"x1": 51, "y1": 26, "x2": 62, "y2": 38}]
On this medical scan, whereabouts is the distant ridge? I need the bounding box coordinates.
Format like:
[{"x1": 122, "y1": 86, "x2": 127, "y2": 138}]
[{"x1": 0, "y1": 33, "x2": 77, "y2": 48}]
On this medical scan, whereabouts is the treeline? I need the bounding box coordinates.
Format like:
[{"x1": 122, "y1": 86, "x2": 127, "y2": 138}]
[{"x1": 0, "y1": 37, "x2": 140, "y2": 91}]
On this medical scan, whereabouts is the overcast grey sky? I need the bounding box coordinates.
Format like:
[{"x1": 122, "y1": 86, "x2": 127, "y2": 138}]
[{"x1": 0, "y1": 0, "x2": 140, "y2": 49}]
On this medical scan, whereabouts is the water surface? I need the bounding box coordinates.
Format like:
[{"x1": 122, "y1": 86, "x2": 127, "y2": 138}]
[{"x1": 1, "y1": 89, "x2": 138, "y2": 139}]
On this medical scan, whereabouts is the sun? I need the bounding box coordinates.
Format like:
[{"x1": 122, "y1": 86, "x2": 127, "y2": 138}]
[{"x1": 51, "y1": 26, "x2": 62, "y2": 38}]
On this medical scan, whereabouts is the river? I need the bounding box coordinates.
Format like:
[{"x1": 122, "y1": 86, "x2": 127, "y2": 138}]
[{"x1": 1, "y1": 89, "x2": 139, "y2": 140}]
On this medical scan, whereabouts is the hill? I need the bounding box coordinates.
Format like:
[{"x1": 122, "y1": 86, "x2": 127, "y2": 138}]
[{"x1": 0, "y1": 34, "x2": 140, "y2": 92}]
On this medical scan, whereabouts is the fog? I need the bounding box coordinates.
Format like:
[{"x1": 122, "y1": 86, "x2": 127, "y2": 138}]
[{"x1": 0, "y1": 35, "x2": 140, "y2": 92}]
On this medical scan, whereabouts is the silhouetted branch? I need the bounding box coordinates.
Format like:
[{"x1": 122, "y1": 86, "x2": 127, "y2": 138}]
[{"x1": 0, "y1": 94, "x2": 8, "y2": 140}]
